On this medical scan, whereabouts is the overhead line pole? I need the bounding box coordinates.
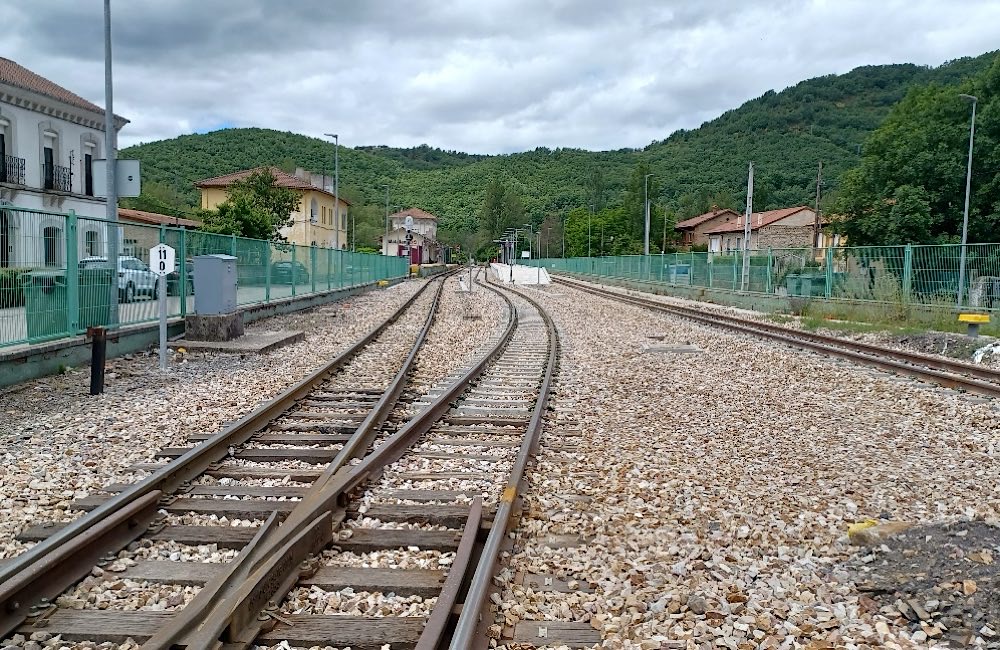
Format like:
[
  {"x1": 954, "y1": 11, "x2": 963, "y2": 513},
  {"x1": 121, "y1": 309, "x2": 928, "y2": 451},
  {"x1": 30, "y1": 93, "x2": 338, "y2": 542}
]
[
  {"x1": 103, "y1": 0, "x2": 119, "y2": 326},
  {"x1": 741, "y1": 162, "x2": 754, "y2": 292}
]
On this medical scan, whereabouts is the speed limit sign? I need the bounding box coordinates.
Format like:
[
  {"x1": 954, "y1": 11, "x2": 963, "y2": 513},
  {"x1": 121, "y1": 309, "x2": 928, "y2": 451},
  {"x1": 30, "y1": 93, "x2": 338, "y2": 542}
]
[{"x1": 150, "y1": 243, "x2": 176, "y2": 276}]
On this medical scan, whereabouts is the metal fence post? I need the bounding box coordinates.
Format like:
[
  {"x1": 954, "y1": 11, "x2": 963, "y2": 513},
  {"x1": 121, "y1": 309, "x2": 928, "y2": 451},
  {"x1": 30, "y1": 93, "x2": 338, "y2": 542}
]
[
  {"x1": 264, "y1": 242, "x2": 271, "y2": 303},
  {"x1": 66, "y1": 210, "x2": 79, "y2": 334},
  {"x1": 766, "y1": 248, "x2": 773, "y2": 294},
  {"x1": 311, "y1": 245, "x2": 317, "y2": 294},
  {"x1": 231, "y1": 233, "x2": 237, "y2": 257},
  {"x1": 179, "y1": 229, "x2": 187, "y2": 318},
  {"x1": 327, "y1": 247, "x2": 332, "y2": 291},
  {"x1": 825, "y1": 245, "x2": 834, "y2": 298},
  {"x1": 291, "y1": 244, "x2": 297, "y2": 297},
  {"x1": 902, "y1": 244, "x2": 913, "y2": 303}
]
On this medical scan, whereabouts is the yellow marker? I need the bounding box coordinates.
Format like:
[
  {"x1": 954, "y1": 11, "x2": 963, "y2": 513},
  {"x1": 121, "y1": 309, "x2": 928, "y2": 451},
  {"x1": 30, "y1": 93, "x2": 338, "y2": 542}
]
[
  {"x1": 958, "y1": 313, "x2": 990, "y2": 324},
  {"x1": 501, "y1": 486, "x2": 517, "y2": 503}
]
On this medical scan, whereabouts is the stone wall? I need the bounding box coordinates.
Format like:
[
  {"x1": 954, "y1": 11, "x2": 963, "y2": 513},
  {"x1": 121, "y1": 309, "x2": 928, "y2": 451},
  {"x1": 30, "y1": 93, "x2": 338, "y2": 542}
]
[{"x1": 756, "y1": 225, "x2": 815, "y2": 250}]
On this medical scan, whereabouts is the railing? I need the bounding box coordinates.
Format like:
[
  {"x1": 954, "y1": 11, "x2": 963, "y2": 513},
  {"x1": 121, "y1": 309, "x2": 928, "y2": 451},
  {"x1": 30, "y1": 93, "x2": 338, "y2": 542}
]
[
  {"x1": 0, "y1": 205, "x2": 411, "y2": 348},
  {"x1": 530, "y1": 243, "x2": 1000, "y2": 312},
  {"x1": 0, "y1": 155, "x2": 25, "y2": 185},
  {"x1": 43, "y1": 163, "x2": 72, "y2": 192}
]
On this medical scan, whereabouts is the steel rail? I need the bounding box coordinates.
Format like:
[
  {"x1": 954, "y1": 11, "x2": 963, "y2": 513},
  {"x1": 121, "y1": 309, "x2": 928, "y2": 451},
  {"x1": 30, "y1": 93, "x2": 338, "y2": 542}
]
[
  {"x1": 450, "y1": 271, "x2": 560, "y2": 650},
  {"x1": 154, "y1": 273, "x2": 521, "y2": 649},
  {"x1": 0, "y1": 278, "x2": 441, "y2": 638},
  {"x1": 142, "y1": 275, "x2": 451, "y2": 649},
  {"x1": 554, "y1": 275, "x2": 1000, "y2": 398}
]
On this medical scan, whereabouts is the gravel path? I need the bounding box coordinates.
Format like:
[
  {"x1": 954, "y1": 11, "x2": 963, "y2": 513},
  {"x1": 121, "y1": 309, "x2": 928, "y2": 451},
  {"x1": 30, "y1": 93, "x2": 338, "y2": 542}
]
[
  {"x1": 0, "y1": 280, "x2": 426, "y2": 560},
  {"x1": 494, "y1": 282, "x2": 999, "y2": 649}
]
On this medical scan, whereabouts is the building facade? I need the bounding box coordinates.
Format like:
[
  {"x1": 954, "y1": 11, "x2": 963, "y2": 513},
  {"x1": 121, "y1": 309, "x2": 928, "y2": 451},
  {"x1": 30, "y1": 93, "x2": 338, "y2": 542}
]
[
  {"x1": 705, "y1": 206, "x2": 817, "y2": 253},
  {"x1": 0, "y1": 57, "x2": 128, "y2": 268},
  {"x1": 197, "y1": 166, "x2": 350, "y2": 249},
  {"x1": 674, "y1": 208, "x2": 740, "y2": 248},
  {"x1": 380, "y1": 207, "x2": 443, "y2": 264}
]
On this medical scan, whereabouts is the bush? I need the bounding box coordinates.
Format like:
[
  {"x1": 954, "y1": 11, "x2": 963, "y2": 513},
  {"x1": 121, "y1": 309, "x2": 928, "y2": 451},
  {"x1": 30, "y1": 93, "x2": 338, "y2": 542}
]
[{"x1": 0, "y1": 268, "x2": 30, "y2": 308}]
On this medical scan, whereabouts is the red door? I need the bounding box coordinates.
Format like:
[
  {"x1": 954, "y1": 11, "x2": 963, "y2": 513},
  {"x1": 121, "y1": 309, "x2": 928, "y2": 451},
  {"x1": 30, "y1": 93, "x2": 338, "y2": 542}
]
[{"x1": 410, "y1": 246, "x2": 421, "y2": 265}]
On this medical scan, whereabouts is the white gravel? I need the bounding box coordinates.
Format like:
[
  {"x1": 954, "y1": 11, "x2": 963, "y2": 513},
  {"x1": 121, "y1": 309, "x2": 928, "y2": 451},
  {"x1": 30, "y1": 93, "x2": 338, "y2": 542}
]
[
  {"x1": 492, "y1": 281, "x2": 1000, "y2": 649},
  {"x1": 0, "y1": 280, "x2": 426, "y2": 559}
]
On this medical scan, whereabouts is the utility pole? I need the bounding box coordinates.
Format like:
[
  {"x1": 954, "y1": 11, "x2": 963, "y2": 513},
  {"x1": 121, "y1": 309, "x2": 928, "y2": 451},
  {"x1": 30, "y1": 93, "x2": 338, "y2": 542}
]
[
  {"x1": 643, "y1": 173, "x2": 653, "y2": 255},
  {"x1": 740, "y1": 162, "x2": 754, "y2": 292},
  {"x1": 562, "y1": 213, "x2": 566, "y2": 258},
  {"x1": 588, "y1": 203, "x2": 594, "y2": 258},
  {"x1": 383, "y1": 185, "x2": 389, "y2": 256},
  {"x1": 103, "y1": 0, "x2": 119, "y2": 326},
  {"x1": 812, "y1": 161, "x2": 823, "y2": 255}
]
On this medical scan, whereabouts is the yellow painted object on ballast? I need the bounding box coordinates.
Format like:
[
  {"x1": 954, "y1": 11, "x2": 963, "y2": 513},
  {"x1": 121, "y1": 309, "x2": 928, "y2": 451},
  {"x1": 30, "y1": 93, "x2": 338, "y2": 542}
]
[
  {"x1": 376, "y1": 280, "x2": 389, "y2": 288},
  {"x1": 959, "y1": 312, "x2": 990, "y2": 338}
]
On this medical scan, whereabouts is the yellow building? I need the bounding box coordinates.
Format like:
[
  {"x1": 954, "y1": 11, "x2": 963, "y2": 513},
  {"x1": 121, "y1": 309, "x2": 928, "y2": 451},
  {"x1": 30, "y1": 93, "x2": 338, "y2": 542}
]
[{"x1": 196, "y1": 166, "x2": 350, "y2": 248}]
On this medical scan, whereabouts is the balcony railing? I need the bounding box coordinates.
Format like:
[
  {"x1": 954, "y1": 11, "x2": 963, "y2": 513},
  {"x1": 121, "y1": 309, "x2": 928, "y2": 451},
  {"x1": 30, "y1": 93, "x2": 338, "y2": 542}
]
[
  {"x1": 43, "y1": 163, "x2": 72, "y2": 192},
  {"x1": 0, "y1": 155, "x2": 25, "y2": 185}
]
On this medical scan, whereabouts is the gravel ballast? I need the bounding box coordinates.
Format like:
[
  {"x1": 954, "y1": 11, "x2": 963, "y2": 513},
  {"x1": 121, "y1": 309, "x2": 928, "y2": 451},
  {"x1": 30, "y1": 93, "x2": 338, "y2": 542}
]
[
  {"x1": 0, "y1": 280, "x2": 426, "y2": 559},
  {"x1": 493, "y1": 281, "x2": 999, "y2": 649}
]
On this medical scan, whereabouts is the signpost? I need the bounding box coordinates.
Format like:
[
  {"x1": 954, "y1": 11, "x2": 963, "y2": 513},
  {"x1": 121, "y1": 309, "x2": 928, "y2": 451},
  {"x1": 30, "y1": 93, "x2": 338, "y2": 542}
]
[{"x1": 150, "y1": 243, "x2": 175, "y2": 370}]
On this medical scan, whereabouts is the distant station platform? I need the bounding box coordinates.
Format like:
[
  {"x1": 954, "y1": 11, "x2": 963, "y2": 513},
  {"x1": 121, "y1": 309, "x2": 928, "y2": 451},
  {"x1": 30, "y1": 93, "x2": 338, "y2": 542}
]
[{"x1": 490, "y1": 263, "x2": 551, "y2": 285}]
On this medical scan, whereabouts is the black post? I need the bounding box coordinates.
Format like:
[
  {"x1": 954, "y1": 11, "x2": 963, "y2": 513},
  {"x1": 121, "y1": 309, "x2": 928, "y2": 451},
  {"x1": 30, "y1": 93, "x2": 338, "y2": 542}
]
[{"x1": 89, "y1": 326, "x2": 107, "y2": 395}]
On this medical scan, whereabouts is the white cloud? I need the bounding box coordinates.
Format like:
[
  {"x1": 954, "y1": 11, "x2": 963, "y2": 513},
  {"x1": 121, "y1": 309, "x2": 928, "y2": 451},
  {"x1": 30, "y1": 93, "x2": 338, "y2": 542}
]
[{"x1": 0, "y1": 0, "x2": 996, "y2": 153}]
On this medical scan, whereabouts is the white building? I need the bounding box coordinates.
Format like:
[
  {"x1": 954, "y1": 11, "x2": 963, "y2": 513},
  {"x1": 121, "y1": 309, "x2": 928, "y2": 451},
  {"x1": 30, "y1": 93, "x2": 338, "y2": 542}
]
[
  {"x1": 0, "y1": 57, "x2": 127, "y2": 268},
  {"x1": 380, "y1": 207, "x2": 443, "y2": 264}
]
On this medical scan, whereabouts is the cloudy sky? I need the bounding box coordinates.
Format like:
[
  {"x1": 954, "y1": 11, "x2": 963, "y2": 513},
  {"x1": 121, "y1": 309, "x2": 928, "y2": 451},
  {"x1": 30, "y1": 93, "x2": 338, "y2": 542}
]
[{"x1": 2, "y1": 0, "x2": 998, "y2": 153}]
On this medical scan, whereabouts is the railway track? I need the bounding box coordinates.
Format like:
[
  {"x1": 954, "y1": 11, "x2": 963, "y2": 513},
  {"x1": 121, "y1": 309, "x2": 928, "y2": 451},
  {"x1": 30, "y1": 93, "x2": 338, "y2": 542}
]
[
  {"x1": 553, "y1": 275, "x2": 1000, "y2": 398},
  {"x1": 0, "y1": 269, "x2": 560, "y2": 650}
]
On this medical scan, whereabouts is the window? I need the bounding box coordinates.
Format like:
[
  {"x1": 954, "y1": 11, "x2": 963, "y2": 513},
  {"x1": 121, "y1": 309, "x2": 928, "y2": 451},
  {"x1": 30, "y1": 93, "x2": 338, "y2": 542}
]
[
  {"x1": 43, "y1": 226, "x2": 60, "y2": 267},
  {"x1": 43, "y1": 146, "x2": 55, "y2": 190},
  {"x1": 84, "y1": 230, "x2": 99, "y2": 256},
  {"x1": 84, "y1": 153, "x2": 94, "y2": 196}
]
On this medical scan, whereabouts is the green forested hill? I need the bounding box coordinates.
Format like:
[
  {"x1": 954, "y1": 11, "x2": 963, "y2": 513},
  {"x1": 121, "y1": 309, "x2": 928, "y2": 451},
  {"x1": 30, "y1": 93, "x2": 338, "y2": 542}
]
[{"x1": 122, "y1": 50, "x2": 997, "y2": 245}]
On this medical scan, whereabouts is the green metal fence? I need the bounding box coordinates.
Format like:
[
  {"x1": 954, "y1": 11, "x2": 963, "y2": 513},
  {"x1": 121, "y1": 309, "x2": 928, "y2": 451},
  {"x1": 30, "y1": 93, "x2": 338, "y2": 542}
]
[
  {"x1": 530, "y1": 243, "x2": 1000, "y2": 311},
  {"x1": 0, "y1": 206, "x2": 409, "y2": 348}
]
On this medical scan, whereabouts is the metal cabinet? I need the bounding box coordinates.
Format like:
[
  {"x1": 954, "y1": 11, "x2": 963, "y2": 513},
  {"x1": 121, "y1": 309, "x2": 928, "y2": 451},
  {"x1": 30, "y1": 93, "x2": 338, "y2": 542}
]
[{"x1": 193, "y1": 254, "x2": 238, "y2": 314}]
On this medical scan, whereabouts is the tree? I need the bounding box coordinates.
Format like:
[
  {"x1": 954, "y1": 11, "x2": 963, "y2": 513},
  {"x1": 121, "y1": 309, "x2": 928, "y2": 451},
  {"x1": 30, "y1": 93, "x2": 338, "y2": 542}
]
[
  {"x1": 200, "y1": 169, "x2": 300, "y2": 241},
  {"x1": 838, "y1": 54, "x2": 1000, "y2": 245}
]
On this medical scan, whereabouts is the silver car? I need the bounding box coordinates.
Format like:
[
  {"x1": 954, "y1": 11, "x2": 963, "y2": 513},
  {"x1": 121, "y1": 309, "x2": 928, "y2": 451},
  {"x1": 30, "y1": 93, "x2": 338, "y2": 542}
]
[{"x1": 79, "y1": 255, "x2": 158, "y2": 302}]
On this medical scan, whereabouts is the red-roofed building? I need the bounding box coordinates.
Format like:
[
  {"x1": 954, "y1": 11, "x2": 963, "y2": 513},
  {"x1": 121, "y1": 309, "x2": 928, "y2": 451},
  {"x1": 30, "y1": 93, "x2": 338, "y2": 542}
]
[
  {"x1": 674, "y1": 208, "x2": 740, "y2": 248},
  {"x1": 704, "y1": 206, "x2": 818, "y2": 253},
  {"x1": 0, "y1": 57, "x2": 129, "y2": 268},
  {"x1": 197, "y1": 166, "x2": 351, "y2": 249}
]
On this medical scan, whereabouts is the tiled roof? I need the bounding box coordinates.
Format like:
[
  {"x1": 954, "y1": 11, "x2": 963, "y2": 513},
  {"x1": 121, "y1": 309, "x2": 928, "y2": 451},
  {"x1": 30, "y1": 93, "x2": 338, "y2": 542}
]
[
  {"x1": 704, "y1": 206, "x2": 812, "y2": 235},
  {"x1": 196, "y1": 166, "x2": 351, "y2": 205},
  {"x1": 389, "y1": 207, "x2": 438, "y2": 221},
  {"x1": 675, "y1": 208, "x2": 740, "y2": 230},
  {"x1": 0, "y1": 57, "x2": 113, "y2": 117},
  {"x1": 119, "y1": 208, "x2": 200, "y2": 228}
]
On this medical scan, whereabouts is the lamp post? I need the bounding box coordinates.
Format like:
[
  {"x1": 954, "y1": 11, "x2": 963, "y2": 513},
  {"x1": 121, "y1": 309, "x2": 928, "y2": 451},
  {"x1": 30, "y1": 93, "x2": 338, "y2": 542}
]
[
  {"x1": 643, "y1": 173, "x2": 653, "y2": 255},
  {"x1": 324, "y1": 133, "x2": 339, "y2": 249},
  {"x1": 383, "y1": 185, "x2": 390, "y2": 256},
  {"x1": 562, "y1": 213, "x2": 567, "y2": 258},
  {"x1": 957, "y1": 93, "x2": 977, "y2": 309},
  {"x1": 588, "y1": 203, "x2": 594, "y2": 258}
]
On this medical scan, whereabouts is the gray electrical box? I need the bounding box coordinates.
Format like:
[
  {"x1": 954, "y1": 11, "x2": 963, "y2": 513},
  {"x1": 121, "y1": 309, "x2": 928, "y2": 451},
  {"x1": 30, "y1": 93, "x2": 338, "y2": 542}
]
[{"x1": 193, "y1": 254, "x2": 238, "y2": 314}]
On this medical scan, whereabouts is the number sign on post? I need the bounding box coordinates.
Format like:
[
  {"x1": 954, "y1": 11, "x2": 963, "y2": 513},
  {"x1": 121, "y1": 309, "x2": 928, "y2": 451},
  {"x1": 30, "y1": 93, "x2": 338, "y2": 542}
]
[{"x1": 149, "y1": 244, "x2": 176, "y2": 370}]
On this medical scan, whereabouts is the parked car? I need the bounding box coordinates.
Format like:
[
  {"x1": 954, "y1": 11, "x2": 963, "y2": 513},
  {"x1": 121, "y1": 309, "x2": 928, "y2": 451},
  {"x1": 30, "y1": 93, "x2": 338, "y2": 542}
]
[
  {"x1": 79, "y1": 255, "x2": 158, "y2": 303},
  {"x1": 271, "y1": 260, "x2": 310, "y2": 284},
  {"x1": 166, "y1": 259, "x2": 195, "y2": 296}
]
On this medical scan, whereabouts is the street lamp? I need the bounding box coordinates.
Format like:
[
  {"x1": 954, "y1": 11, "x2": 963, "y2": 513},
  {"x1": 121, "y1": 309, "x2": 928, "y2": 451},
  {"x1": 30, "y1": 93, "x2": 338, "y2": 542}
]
[
  {"x1": 643, "y1": 173, "x2": 653, "y2": 255},
  {"x1": 957, "y1": 93, "x2": 977, "y2": 309},
  {"x1": 324, "y1": 133, "x2": 339, "y2": 249}
]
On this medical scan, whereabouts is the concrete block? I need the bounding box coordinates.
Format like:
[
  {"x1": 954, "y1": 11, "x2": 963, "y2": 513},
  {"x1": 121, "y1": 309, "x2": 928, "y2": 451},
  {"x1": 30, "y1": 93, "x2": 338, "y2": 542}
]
[{"x1": 184, "y1": 312, "x2": 245, "y2": 342}]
